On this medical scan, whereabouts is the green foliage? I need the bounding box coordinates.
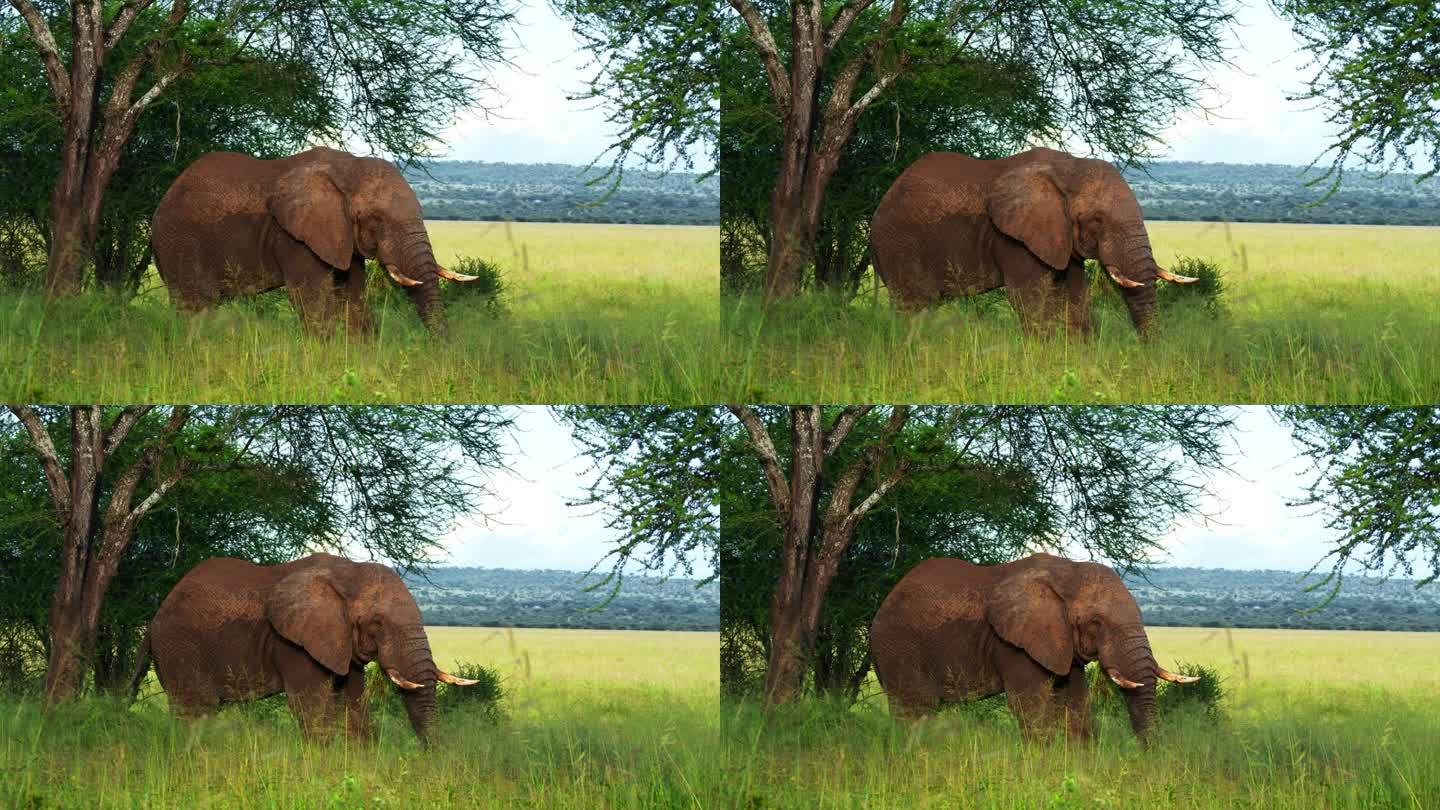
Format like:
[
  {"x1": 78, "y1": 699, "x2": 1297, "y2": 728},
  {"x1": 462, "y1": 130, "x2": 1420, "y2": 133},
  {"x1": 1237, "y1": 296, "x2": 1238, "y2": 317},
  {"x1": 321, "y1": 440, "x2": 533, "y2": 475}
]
[
  {"x1": 550, "y1": 0, "x2": 719, "y2": 181},
  {"x1": 1275, "y1": 407, "x2": 1440, "y2": 593},
  {"x1": 434, "y1": 661, "x2": 506, "y2": 723},
  {"x1": 439, "y1": 255, "x2": 508, "y2": 317},
  {"x1": 1156, "y1": 663, "x2": 1225, "y2": 723},
  {"x1": 1156, "y1": 256, "x2": 1226, "y2": 317},
  {"x1": 1273, "y1": 0, "x2": 1440, "y2": 188},
  {"x1": 406, "y1": 161, "x2": 719, "y2": 225}
]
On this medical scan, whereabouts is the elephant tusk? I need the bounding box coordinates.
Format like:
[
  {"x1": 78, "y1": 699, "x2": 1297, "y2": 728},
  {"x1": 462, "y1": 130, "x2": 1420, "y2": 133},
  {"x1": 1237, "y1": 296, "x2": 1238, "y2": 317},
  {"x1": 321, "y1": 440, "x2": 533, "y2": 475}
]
[
  {"x1": 386, "y1": 668, "x2": 426, "y2": 690},
  {"x1": 1156, "y1": 267, "x2": 1199, "y2": 284},
  {"x1": 1107, "y1": 668, "x2": 1145, "y2": 689},
  {"x1": 1157, "y1": 666, "x2": 1200, "y2": 684},
  {"x1": 436, "y1": 265, "x2": 479, "y2": 282},
  {"x1": 385, "y1": 264, "x2": 424, "y2": 287},
  {"x1": 1105, "y1": 265, "x2": 1146, "y2": 289},
  {"x1": 437, "y1": 669, "x2": 479, "y2": 686}
]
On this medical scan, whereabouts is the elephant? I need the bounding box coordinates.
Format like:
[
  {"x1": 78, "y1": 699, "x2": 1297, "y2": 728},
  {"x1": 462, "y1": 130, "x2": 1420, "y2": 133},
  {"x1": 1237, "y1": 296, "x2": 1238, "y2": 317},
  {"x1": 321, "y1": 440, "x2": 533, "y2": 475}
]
[
  {"x1": 869, "y1": 147, "x2": 1196, "y2": 335},
  {"x1": 150, "y1": 146, "x2": 479, "y2": 334},
  {"x1": 128, "y1": 553, "x2": 478, "y2": 744},
  {"x1": 868, "y1": 553, "x2": 1198, "y2": 742}
]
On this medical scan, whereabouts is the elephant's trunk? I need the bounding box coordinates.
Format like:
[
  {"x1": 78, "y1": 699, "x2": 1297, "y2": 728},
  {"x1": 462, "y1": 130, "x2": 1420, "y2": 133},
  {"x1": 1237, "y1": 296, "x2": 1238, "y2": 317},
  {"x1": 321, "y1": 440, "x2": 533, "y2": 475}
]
[
  {"x1": 386, "y1": 623, "x2": 440, "y2": 744},
  {"x1": 1104, "y1": 623, "x2": 1160, "y2": 741},
  {"x1": 392, "y1": 219, "x2": 447, "y2": 335},
  {"x1": 1107, "y1": 223, "x2": 1160, "y2": 336}
]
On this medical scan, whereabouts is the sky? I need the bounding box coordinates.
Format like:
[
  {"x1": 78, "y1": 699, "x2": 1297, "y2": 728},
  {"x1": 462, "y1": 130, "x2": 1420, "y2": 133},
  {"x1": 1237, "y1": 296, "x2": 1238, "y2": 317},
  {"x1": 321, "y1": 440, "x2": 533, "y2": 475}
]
[
  {"x1": 430, "y1": 1, "x2": 1417, "y2": 173},
  {"x1": 1154, "y1": 407, "x2": 1341, "y2": 573},
  {"x1": 430, "y1": 406, "x2": 1377, "y2": 580},
  {"x1": 433, "y1": 408, "x2": 714, "y2": 581}
]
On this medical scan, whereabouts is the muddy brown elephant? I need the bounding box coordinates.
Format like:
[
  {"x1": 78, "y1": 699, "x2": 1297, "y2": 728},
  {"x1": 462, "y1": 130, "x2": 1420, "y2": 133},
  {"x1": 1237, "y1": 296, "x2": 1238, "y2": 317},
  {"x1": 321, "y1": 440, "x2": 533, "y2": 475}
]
[
  {"x1": 869, "y1": 553, "x2": 1198, "y2": 742},
  {"x1": 869, "y1": 147, "x2": 1196, "y2": 335},
  {"x1": 151, "y1": 147, "x2": 478, "y2": 334},
  {"x1": 128, "y1": 553, "x2": 477, "y2": 744}
]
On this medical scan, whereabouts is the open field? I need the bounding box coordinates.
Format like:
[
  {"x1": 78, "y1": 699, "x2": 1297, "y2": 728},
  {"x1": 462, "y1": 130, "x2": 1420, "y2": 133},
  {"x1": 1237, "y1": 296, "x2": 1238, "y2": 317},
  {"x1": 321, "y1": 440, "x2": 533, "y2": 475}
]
[
  {"x1": 0, "y1": 222, "x2": 719, "y2": 404},
  {"x1": 1, "y1": 627, "x2": 720, "y2": 808},
  {"x1": 723, "y1": 222, "x2": 1440, "y2": 403},
  {"x1": 721, "y1": 627, "x2": 1440, "y2": 808}
]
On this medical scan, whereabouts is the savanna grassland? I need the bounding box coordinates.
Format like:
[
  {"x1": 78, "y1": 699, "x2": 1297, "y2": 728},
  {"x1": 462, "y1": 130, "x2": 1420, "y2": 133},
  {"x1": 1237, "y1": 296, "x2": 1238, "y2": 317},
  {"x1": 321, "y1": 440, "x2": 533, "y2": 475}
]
[
  {"x1": 723, "y1": 222, "x2": 1440, "y2": 403},
  {"x1": 721, "y1": 627, "x2": 1440, "y2": 809},
  {"x1": 0, "y1": 627, "x2": 720, "y2": 808},
  {"x1": 0, "y1": 221, "x2": 718, "y2": 404}
]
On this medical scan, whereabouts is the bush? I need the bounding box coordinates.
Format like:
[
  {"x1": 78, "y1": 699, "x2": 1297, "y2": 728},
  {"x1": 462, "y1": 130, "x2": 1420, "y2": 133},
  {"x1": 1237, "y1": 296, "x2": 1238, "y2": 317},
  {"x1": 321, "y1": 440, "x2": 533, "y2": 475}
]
[
  {"x1": 435, "y1": 659, "x2": 505, "y2": 723},
  {"x1": 1157, "y1": 255, "x2": 1226, "y2": 316},
  {"x1": 1156, "y1": 661, "x2": 1225, "y2": 723},
  {"x1": 439, "y1": 254, "x2": 507, "y2": 316}
]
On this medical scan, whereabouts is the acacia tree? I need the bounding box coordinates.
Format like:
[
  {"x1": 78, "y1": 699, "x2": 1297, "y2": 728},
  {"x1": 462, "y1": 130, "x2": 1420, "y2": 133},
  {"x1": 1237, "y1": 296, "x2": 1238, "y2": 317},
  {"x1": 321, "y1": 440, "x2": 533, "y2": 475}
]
[
  {"x1": 1, "y1": 405, "x2": 513, "y2": 703},
  {"x1": 1277, "y1": 406, "x2": 1440, "y2": 593},
  {"x1": 550, "y1": 0, "x2": 720, "y2": 184},
  {"x1": 1274, "y1": 0, "x2": 1440, "y2": 190},
  {"x1": 3, "y1": 0, "x2": 514, "y2": 296},
  {"x1": 724, "y1": 405, "x2": 1234, "y2": 705},
  {"x1": 726, "y1": 0, "x2": 1236, "y2": 299}
]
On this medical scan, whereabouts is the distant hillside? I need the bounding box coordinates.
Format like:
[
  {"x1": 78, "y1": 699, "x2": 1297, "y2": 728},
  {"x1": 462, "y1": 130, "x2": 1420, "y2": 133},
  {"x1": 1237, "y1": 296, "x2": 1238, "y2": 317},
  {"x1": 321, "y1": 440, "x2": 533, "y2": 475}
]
[
  {"x1": 405, "y1": 161, "x2": 718, "y2": 226},
  {"x1": 1122, "y1": 161, "x2": 1440, "y2": 226},
  {"x1": 404, "y1": 567, "x2": 718, "y2": 632},
  {"x1": 1125, "y1": 567, "x2": 1440, "y2": 632}
]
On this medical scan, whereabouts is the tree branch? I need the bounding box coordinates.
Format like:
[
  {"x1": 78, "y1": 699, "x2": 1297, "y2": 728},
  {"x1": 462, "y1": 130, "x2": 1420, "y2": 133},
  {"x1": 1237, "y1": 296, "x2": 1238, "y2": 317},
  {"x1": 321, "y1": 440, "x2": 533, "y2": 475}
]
[
  {"x1": 104, "y1": 0, "x2": 158, "y2": 51},
  {"x1": 103, "y1": 406, "x2": 154, "y2": 456},
  {"x1": 823, "y1": 0, "x2": 879, "y2": 52},
  {"x1": 9, "y1": 0, "x2": 71, "y2": 109},
  {"x1": 726, "y1": 404, "x2": 791, "y2": 517},
  {"x1": 7, "y1": 405, "x2": 70, "y2": 516},
  {"x1": 823, "y1": 406, "x2": 873, "y2": 458},
  {"x1": 729, "y1": 0, "x2": 791, "y2": 110}
]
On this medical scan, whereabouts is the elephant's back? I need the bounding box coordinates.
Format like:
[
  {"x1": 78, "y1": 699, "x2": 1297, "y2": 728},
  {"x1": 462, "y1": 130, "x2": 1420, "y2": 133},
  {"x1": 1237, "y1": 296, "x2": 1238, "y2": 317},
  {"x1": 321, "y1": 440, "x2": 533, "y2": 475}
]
[{"x1": 153, "y1": 558, "x2": 277, "y2": 634}]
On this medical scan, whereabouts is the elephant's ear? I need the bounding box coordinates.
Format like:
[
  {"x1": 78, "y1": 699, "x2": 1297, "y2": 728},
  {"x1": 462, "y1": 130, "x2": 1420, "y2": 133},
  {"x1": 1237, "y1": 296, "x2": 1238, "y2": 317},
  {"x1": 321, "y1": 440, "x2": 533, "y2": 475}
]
[
  {"x1": 269, "y1": 165, "x2": 355, "y2": 270},
  {"x1": 987, "y1": 166, "x2": 1073, "y2": 270},
  {"x1": 266, "y1": 568, "x2": 353, "y2": 676},
  {"x1": 987, "y1": 570, "x2": 1074, "y2": 676}
]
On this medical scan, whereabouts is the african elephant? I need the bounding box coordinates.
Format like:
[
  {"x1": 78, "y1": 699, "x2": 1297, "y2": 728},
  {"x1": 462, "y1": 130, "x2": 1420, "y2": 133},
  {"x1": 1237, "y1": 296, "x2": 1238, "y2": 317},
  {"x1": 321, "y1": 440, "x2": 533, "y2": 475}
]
[
  {"x1": 129, "y1": 553, "x2": 477, "y2": 743},
  {"x1": 869, "y1": 553, "x2": 1197, "y2": 742},
  {"x1": 151, "y1": 146, "x2": 478, "y2": 334},
  {"x1": 869, "y1": 147, "x2": 1196, "y2": 335}
]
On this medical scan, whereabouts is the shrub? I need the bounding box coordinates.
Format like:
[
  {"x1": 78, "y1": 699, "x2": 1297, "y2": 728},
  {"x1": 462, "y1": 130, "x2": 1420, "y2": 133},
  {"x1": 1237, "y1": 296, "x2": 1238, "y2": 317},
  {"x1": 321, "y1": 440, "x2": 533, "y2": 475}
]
[
  {"x1": 439, "y1": 254, "x2": 507, "y2": 316},
  {"x1": 1157, "y1": 255, "x2": 1226, "y2": 316},
  {"x1": 435, "y1": 660, "x2": 506, "y2": 723},
  {"x1": 1156, "y1": 661, "x2": 1225, "y2": 723}
]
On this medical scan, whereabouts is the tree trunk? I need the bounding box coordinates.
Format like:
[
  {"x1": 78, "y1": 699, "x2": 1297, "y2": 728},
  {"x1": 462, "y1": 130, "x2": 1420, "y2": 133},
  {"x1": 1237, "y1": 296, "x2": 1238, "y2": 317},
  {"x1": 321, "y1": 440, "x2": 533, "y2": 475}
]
[
  {"x1": 42, "y1": 409, "x2": 104, "y2": 704},
  {"x1": 761, "y1": 407, "x2": 822, "y2": 705}
]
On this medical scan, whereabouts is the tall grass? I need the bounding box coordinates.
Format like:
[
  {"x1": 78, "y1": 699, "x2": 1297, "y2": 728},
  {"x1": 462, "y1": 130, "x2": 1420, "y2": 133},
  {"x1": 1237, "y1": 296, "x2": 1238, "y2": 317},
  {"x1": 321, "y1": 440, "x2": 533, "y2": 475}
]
[
  {"x1": 0, "y1": 627, "x2": 721, "y2": 808},
  {"x1": 720, "y1": 627, "x2": 1440, "y2": 808},
  {"x1": 0, "y1": 222, "x2": 720, "y2": 404},
  {"x1": 724, "y1": 222, "x2": 1440, "y2": 403}
]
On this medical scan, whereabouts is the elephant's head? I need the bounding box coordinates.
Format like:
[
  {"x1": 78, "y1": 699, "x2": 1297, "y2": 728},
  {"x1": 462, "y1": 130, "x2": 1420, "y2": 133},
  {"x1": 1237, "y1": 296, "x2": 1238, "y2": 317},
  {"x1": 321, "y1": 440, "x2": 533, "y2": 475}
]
[
  {"x1": 987, "y1": 558, "x2": 1197, "y2": 740},
  {"x1": 266, "y1": 557, "x2": 477, "y2": 743},
  {"x1": 268, "y1": 147, "x2": 479, "y2": 332},
  {"x1": 987, "y1": 148, "x2": 1196, "y2": 335}
]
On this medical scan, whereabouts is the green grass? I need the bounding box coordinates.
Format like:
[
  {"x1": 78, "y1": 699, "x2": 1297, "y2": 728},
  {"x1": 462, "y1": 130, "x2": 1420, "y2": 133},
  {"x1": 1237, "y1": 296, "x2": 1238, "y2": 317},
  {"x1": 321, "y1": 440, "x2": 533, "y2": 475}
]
[
  {"x1": 0, "y1": 627, "x2": 721, "y2": 808},
  {"x1": 0, "y1": 222, "x2": 719, "y2": 404},
  {"x1": 721, "y1": 627, "x2": 1440, "y2": 808},
  {"x1": 724, "y1": 221, "x2": 1440, "y2": 403}
]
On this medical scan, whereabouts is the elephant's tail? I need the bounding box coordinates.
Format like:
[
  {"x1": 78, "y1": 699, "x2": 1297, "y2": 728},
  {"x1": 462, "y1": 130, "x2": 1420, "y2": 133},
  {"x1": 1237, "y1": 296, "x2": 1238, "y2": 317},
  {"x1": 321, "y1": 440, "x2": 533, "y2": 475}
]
[{"x1": 126, "y1": 626, "x2": 152, "y2": 704}]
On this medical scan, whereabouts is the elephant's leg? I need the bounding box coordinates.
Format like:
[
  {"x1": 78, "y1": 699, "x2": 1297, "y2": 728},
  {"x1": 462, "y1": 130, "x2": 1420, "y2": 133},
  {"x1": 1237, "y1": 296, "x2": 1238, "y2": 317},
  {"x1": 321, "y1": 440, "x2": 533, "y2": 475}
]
[
  {"x1": 993, "y1": 238, "x2": 1064, "y2": 336},
  {"x1": 272, "y1": 234, "x2": 345, "y2": 335},
  {"x1": 340, "y1": 258, "x2": 375, "y2": 336},
  {"x1": 340, "y1": 666, "x2": 376, "y2": 743},
  {"x1": 274, "y1": 643, "x2": 340, "y2": 742},
  {"x1": 1059, "y1": 663, "x2": 1095, "y2": 743},
  {"x1": 1062, "y1": 259, "x2": 1094, "y2": 337},
  {"x1": 996, "y1": 644, "x2": 1059, "y2": 742}
]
